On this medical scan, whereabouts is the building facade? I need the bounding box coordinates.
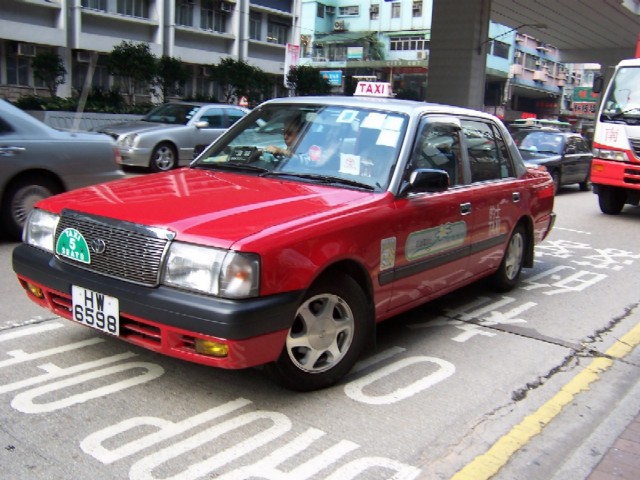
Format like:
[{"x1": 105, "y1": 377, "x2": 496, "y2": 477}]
[{"x1": 0, "y1": 0, "x2": 300, "y2": 102}]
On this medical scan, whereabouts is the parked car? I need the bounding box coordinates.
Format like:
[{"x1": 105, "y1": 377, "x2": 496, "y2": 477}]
[
  {"x1": 512, "y1": 129, "x2": 593, "y2": 192},
  {"x1": 98, "y1": 102, "x2": 250, "y2": 172},
  {"x1": 13, "y1": 83, "x2": 555, "y2": 390},
  {"x1": 0, "y1": 99, "x2": 125, "y2": 241}
]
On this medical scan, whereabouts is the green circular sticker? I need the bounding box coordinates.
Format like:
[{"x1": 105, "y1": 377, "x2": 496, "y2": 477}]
[{"x1": 55, "y1": 228, "x2": 91, "y2": 264}]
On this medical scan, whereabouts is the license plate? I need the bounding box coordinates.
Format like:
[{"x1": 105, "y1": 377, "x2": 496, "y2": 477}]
[{"x1": 71, "y1": 285, "x2": 119, "y2": 336}]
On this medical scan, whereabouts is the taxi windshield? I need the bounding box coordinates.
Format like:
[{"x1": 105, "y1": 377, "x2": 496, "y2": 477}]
[{"x1": 193, "y1": 104, "x2": 408, "y2": 190}]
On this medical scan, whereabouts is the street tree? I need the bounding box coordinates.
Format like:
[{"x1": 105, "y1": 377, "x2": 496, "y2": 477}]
[
  {"x1": 156, "y1": 56, "x2": 190, "y2": 103},
  {"x1": 286, "y1": 65, "x2": 331, "y2": 96},
  {"x1": 209, "y1": 58, "x2": 271, "y2": 104},
  {"x1": 107, "y1": 41, "x2": 157, "y2": 105},
  {"x1": 31, "y1": 51, "x2": 66, "y2": 97}
]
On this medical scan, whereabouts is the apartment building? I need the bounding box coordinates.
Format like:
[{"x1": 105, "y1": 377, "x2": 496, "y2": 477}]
[{"x1": 0, "y1": 0, "x2": 300, "y2": 101}]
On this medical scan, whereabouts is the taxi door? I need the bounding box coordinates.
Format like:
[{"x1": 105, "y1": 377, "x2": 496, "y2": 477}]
[
  {"x1": 385, "y1": 116, "x2": 475, "y2": 312},
  {"x1": 460, "y1": 118, "x2": 524, "y2": 277}
]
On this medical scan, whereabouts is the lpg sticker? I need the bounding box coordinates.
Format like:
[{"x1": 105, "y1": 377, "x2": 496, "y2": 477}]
[
  {"x1": 56, "y1": 228, "x2": 91, "y2": 264},
  {"x1": 406, "y1": 222, "x2": 467, "y2": 261},
  {"x1": 380, "y1": 237, "x2": 396, "y2": 271}
]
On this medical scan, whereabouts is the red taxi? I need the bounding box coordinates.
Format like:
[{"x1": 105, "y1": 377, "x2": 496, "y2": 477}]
[{"x1": 12, "y1": 83, "x2": 555, "y2": 391}]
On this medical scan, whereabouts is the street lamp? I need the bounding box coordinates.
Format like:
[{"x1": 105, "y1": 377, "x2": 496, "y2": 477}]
[{"x1": 477, "y1": 23, "x2": 547, "y2": 54}]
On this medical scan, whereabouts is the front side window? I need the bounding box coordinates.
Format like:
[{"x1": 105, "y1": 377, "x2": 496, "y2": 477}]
[
  {"x1": 195, "y1": 104, "x2": 408, "y2": 191},
  {"x1": 410, "y1": 119, "x2": 463, "y2": 186},
  {"x1": 462, "y1": 120, "x2": 514, "y2": 182}
]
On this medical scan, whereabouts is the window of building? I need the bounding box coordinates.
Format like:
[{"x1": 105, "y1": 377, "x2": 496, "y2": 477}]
[
  {"x1": 267, "y1": 19, "x2": 288, "y2": 45},
  {"x1": 117, "y1": 0, "x2": 149, "y2": 18},
  {"x1": 391, "y1": 3, "x2": 401, "y2": 18},
  {"x1": 6, "y1": 54, "x2": 30, "y2": 86},
  {"x1": 389, "y1": 36, "x2": 427, "y2": 51},
  {"x1": 249, "y1": 13, "x2": 262, "y2": 41},
  {"x1": 317, "y1": 3, "x2": 324, "y2": 18},
  {"x1": 369, "y1": 4, "x2": 379, "y2": 20},
  {"x1": 81, "y1": 0, "x2": 107, "y2": 11},
  {"x1": 491, "y1": 40, "x2": 509, "y2": 59},
  {"x1": 413, "y1": 1, "x2": 422, "y2": 17},
  {"x1": 176, "y1": 0, "x2": 194, "y2": 27},
  {"x1": 338, "y1": 6, "x2": 359, "y2": 16},
  {"x1": 200, "y1": 0, "x2": 226, "y2": 32}
]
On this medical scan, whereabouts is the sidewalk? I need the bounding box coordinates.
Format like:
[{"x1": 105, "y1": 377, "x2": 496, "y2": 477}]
[{"x1": 586, "y1": 411, "x2": 640, "y2": 480}]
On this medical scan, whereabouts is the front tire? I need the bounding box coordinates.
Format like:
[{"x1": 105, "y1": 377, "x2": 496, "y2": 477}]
[
  {"x1": 150, "y1": 142, "x2": 178, "y2": 172},
  {"x1": 491, "y1": 224, "x2": 526, "y2": 292},
  {"x1": 598, "y1": 186, "x2": 625, "y2": 215},
  {"x1": 1, "y1": 177, "x2": 60, "y2": 241},
  {"x1": 266, "y1": 275, "x2": 372, "y2": 391}
]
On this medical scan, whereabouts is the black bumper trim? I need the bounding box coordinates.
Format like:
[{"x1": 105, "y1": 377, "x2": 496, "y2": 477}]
[{"x1": 12, "y1": 244, "x2": 303, "y2": 340}]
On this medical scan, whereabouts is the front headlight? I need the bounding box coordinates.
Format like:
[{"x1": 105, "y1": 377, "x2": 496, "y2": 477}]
[
  {"x1": 119, "y1": 134, "x2": 138, "y2": 149},
  {"x1": 161, "y1": 242, "x2": 260, "y2": 298},
  {"x1": 593, "y1": 148, "x2": 629, "y2": 162},
  {"x1": 23, "y1": 209, "x2": 59, "y2": 252}
]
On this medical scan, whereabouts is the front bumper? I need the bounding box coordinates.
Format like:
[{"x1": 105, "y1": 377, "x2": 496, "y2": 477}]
[
  {"x1": 117, "y1": 146, "x2": 152, "y2": 168},
  {"x1": 12, "y1": 244, "x2": 303, "y2": 369}
]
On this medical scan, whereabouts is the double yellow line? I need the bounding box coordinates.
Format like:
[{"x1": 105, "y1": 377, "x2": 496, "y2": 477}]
[{"x1": 452, "y1": 320, "x2": 640, "y2": 480}]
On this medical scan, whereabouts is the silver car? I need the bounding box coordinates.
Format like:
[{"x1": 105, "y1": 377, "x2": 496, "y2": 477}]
[
  {"x1": 98, "y1": 102, "x2": 250, "y2": 172},
  {"x1": 0, "y1": 99, "x2": 125, "y2": 241}
]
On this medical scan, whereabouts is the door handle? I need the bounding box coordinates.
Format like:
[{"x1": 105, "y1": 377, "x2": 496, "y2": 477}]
[
  {"x1": 0, "y1": 146, "x2": 26, "y2": 156},
  {"x1": 460, "y1": 202, "x2": 471, "y2": 215}
]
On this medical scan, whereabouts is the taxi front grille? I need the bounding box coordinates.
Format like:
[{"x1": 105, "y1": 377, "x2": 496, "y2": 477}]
[
  {"x1": 629, "y1": 137, "x2": 640, "y2": 157},
  {"x1": 55, "y1": 210, "x2": 173, "y2": 286}
]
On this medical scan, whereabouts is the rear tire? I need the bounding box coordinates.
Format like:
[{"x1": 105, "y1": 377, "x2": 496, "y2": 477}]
[
  {"x1": 1, "y1": 177, "x2": 60, "y2": 241},
  {"x1": 598, "y1": 186, "x2": 625, "y2": 215},
  {"x1": 491, "y1": 224, "x2": 526, "y2": 292},
  {"x1": 266, "y1": 275, "x2": 372, "y2": 391}
]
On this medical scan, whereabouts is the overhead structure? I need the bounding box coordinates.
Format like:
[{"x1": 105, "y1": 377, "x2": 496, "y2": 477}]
[{"x1": 427, "y1": 0, "x2": 640, "y2": 110}]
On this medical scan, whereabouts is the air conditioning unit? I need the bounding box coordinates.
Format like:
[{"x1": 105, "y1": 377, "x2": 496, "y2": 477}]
[
  {"x1": 510, "y1": 64, "x2": 524, "y2": 76},
  {"x1": 533, "y1": 70, "x2": 547, "y2": 81},
  {"x1": 416, "y1": 51, "x2": 427, "y2": 60},
  {"x1": 535, "y1": 59, "x2": 542, "y2": 66},
  {"x1": 76, "y1": 51, "x2": 92, "y2": 63},
  {"x1": 16, "y1": 43, "x2": 36, "y2": 57},
  {"x1": 514, "y1": 51, "x2": 521, "y2": 59},
  {"x1": 370, "y1": 5, "x2": 379, "y2": 14},
  {"x1": 334, "y1": 20, "x2": 346, "y2": 31},
  {"x1": 325, "y1": 6, "x2": 335, "y2": 15},
  {"x1": 218, "y1": 1, "x2": 231, "y2": 12}
]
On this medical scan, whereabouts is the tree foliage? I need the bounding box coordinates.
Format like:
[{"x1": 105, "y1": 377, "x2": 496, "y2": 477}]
[
  {"x1": 209, "y1": 57, "x2": 272, "y2": 105},
  {"x1": 31, "y1": 51, "x2": 67, "y2": 97},
  {"x1": 286, "y1": 65, "x2": 332, "y2": 96},
  {"x1": 107, "y1": 41, "x2": 157, "y2": 104},
  {"x1": 156, "y1": 56, "x2": 190, "y2": 103}
]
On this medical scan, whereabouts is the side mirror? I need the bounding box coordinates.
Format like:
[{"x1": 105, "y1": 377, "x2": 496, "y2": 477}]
[
  {"x1": 592, "y1": 74, "x2": 604, "y2": 94},
  {"x1": 400, "y1": 168, "x2": 449, "y2": 196},
  {"x1": 194, "y1": 120, "x2": 210, "y2": 129}
]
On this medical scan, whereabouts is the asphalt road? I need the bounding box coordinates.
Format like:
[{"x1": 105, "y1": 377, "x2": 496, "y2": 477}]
[{"x1": 1, "y1": 186, "x2": 639, "y2": 480}]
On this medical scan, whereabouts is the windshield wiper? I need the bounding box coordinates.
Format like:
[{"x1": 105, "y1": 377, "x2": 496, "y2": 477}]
[
  {"x1": 194, "y1": 162, "x2": 270, "y2": 174},
  {"x1": 604, "y1": 107, "x2": 640, "y2": 121},
  {"x1": 264, "y1": 171, "x2": 376, "y2": 190}
]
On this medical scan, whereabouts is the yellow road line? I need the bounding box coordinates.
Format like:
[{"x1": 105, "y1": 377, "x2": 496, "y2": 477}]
[{"x1": 452, "y1": 320, "x2": 640, "y2": 480}]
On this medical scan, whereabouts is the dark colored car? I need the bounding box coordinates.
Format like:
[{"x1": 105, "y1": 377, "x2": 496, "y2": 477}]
[
  {"x1": 513, "y1": 129, "x2": 593, "y2": 193},
  {"x1": 0, "y1": 99, "x2": 125, "y2": 241}
]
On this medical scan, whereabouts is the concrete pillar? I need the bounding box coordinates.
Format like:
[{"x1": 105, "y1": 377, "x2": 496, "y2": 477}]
[{"x1": 426, "y1": 0, "x2": 491, "y2": 110}]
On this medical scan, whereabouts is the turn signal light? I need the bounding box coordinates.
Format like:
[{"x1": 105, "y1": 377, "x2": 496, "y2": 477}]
[
  {"x1": 195, "y1": 339, "x2": 229, "y2": 357},
  {"x1": 26, "y1": 283, "x2": 44, "y2": 299}
]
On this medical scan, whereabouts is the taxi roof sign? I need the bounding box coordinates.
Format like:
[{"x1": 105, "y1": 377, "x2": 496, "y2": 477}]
[{"x1": 354, "y1": 81, "x2": 394, "y2": 98}]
